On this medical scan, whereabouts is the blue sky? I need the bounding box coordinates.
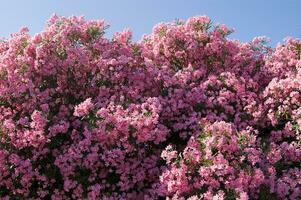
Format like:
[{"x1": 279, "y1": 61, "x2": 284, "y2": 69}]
[{"x1": 1, "y1": 0, "x2": 300, "y2": 46}]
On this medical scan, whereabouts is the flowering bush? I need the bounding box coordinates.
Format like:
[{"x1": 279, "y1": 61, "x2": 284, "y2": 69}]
[{"x1": 0, "y1": 15, "x2": 300, "y2": 199}]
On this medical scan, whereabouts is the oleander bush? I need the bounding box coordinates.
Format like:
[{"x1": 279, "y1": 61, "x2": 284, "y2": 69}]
[{"x1": 0, "y1": 15, "x2": 300, "y2": 200}]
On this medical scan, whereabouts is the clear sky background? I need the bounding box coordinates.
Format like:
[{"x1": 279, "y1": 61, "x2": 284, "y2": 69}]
[{"x1": 0, "y1": 0, "x2": 300, "y2": 46}]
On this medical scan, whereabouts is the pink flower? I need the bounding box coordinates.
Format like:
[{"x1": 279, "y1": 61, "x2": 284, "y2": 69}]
[{"x1": 73, "y1": 98, "x2": 94, "y2": 117}]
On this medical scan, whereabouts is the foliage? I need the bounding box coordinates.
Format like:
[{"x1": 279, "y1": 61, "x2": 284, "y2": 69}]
[{"x1": 0, "y1": 15, "x2": 300, "y2": 199}]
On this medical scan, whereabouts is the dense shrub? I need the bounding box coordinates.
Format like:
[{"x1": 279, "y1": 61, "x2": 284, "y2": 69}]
[{"x1": 0, "y1": 15, "x2": 300, "y2": 199}]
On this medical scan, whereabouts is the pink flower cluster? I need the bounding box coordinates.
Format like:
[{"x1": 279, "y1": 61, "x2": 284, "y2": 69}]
[{"x1": 0, "y1": 15, "x2": 300, "y2": 199}]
